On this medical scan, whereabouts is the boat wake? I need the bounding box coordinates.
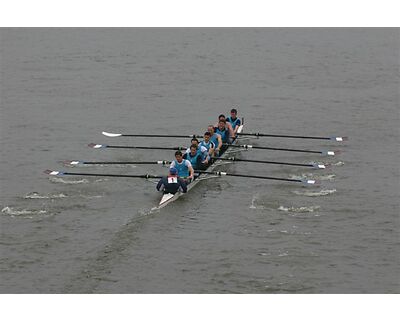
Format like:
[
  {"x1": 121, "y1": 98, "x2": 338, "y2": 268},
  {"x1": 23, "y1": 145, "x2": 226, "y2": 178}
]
[
  {"x1": 290, "y1": 173, "x2": 336, "y2": 181},
  {"x1": 49, "y1": 177, "x2": 107, "y2": 184},
  {"x1": 1, "y1": 206, "x2": 49, "y2": 217},
  {"x1": 24, "y1": 192, "x2": 68, "y2": 199},
  {"x1": 278, "y1": 205, "x2": 320, "y2": 213},
  {"x1": 292, "y1": 189, "x2": 336, "y2": 197}
]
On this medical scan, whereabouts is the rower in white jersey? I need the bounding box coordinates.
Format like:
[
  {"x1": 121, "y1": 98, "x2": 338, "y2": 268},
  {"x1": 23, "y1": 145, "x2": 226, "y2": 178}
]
[
  {"x1": 226, "y1": 108, "x2": 241, "y2": 136},
  {"x1": 199, "y1": 131, "x2": 215, "y2": 161},
  {"x1": 214, "y1": 114, "x2": 235, "y2": 140},
  {"x1": 170, "y1": 150, "x2": 194, "y2": 182},
  {"x1": 207, "y1": 125, "x2": 223, "y2": 156}
]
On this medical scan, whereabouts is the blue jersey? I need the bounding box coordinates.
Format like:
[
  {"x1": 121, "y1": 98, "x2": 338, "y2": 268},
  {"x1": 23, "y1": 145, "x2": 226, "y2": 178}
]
[
  {"x1": 170, "y1": 159, "x2": 192, "y2": 177},
  {"x1": 227, "y1": 116, "x2": 241, "y2": 130},
  {"x1": 210, "y1": 133, "x2": 221, "y2": 149},
  {"x1": 199, "y1": 140, "x2": 215, "y2": 152},
  {"x1": 183, "y1": 152, "x2": 202, "y2": 169},
  {"x1": 215, "y1": 127, "x2": 229, "y2": 143}
]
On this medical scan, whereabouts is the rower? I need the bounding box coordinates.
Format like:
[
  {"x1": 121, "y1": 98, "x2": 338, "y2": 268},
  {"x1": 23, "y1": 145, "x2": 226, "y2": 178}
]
[
  {"x1": 199, "y1": 131, "x2": 215, "y2": 161},
  {"x1": 156, "y1": 167, "x2": 187, "y2": 194},
  {"x1": 170, "y1": 150, "x2": 194, "y2": 182},
  {"x1": 215, "y1": 119, "x2": 231, "y2": 145},
  {"x1": 186, "y1": 138, "x2": 209, "y2": 166},
  {"x1": 226, "y1": 108, "x2": 241, "y2": 136},
  {"x1": 214, "y1": 114, "x2": 235, "y2": 140},
  {"x1": 183, "y1": 144, "x2": 205, "y2": 170},
  {"x1": 207, "y1": 125, "x2": 223, "y2": 156}
]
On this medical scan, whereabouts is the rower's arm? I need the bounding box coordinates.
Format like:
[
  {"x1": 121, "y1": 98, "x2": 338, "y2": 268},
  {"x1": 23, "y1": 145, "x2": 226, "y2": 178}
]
[
  {"x1": 227, "y1": 122, "x2": 235, "y2": 138},
  {"x1": 188, "y1": 164, "x2": 194, "y2": 179}
]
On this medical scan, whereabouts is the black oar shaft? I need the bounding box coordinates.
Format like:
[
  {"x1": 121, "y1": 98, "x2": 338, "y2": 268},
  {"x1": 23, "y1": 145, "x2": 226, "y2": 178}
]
[
  {"x1": 212, "y1": 157, "x2": 313, "y2": 167},
  {"x1": 121, "y1": 134, "x2": 202, "y2": 138},
  {"x1": 82, "y1": 161, "x2": 169, "y2": 165},
  {"x1": 226, "y1": 144, "x2": 322, "y2": 154},
  {"x1": 194, "y1": 170, "x2": 302, "y2": 183},
  {"x1": 106, "y1": 145, "x2": 185, "y2": 151},
  {"x1": 238, "y1": 133, "x2": 330, "y2": 140},
  {"x1": 62, "y1": 172, "x2": 161, "y2": 179}
]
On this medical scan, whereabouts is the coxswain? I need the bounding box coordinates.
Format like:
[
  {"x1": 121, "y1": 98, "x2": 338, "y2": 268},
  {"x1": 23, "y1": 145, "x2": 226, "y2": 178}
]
[
  {"x1": 215, "y1": 119, "x2": 231, "y2": 144},
  {"x1": 207, "y1": 125, "x2": 223, "y2": 156},
  {"x1": 156, "y1": 167, "x2": 187, "y2": 194},
  {"x1": 214, "y1": 114, "x2": 235, "y2": 140},
  {"x1": 170, "y1": 150, "x2": 194, "y2": 182},
  {"x1": 226, "y1": 108, "x2": 241, "y2": 136},
  {"x1": 183, "y1": 144, "x2": 204, "y2": 170}
]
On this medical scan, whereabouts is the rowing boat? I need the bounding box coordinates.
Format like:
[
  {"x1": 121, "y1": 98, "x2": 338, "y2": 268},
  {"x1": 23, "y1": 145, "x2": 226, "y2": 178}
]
[{"x1": 154, "y1": 124, "x2": 244, "y2": 210}]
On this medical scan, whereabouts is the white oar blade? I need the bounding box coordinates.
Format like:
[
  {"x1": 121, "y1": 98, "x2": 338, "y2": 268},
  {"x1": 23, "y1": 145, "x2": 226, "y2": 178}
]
[
  {"x1": 102, "y1": 131, "x2": 122, "y2": 137},
  {"x1": 88, "y1": 143, "x2": 106, "y2": 149},
  {"x1": 44, "y1": 170, "x2": 64, "y2": 176},
  {"x1": 330, "y1": 136, "x2": 348, "y2": 142},
  {"x1": 63, "y1": 160, "x2": 81, "y2": 166},
  {"x1": 301, "y1": 179, "x2": 319, "y2": 186},
  {"x1": 322, "y1": 150, "x2": 340, "y2": 156},
  {"x1": 311, "y1": 163, "x2": 329, "y2": 170}
]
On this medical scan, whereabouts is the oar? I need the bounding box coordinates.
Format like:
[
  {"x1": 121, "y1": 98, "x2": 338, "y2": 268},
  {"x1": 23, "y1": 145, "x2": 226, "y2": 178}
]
[
  {"x1": 63, "y1": 160, "x2": 171, "y2": 166},
  {"x1": 238, "y1": 132, "x2": 348, "y2": 141},
  {"x1": 195, "y1": 170, "x2": 318, "y2": 186},
  {"x1": 211, "y1": 157, "x2": 328, "y2": 169},
  {"x1": 88, "y1": 143, "x2": 186, "y2": 151},
  {"x1": 44, "y1": 170, "x2": 162, "y2": 179},
  {"x1": 102, "y1": 131, "x2": 203, "y2": 139},
  {"x1": 224, "y1": 144, "x2": 339, "y2": 156}
]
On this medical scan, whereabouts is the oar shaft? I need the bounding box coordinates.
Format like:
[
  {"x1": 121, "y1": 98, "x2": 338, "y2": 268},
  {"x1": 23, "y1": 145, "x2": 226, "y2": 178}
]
[
  {"x1": 238, "y1": 132, "x2": 330, "y2": 140},
  {"x1": 195, "y1": 170, "x2": 303, "y2": 183},
  {"x1": 226, "y1": 144, "x2": 323, "y2": 154},
  {"x1": 212, "y1": 157, "x2": 314, "y2": 167},
  {"x1": 44, "y1": 170, "x2": 161, "y2": 179},
  {"x1": 121, "y1": 134, "x2": 202, "y2": 138},
  {"x1": 81, "y1": 161, "x2": 170, "y2": 165}
]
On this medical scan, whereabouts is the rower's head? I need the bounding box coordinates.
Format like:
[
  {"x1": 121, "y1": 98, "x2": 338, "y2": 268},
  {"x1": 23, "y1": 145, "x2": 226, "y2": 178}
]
[
  {"x1": 218, "y1": 114, "x2": 226, "y2": 121},
  {"x1": 230, "y1": 108, "x2": 237, "y2": 119},
  {"x1": 189, "y1": 144, "x2": 197, "y2": 156},
  {"x1": 169, "y1": 167, "x2": 178, "y2": 176},
  {"x1": 175, "y1": 150, "x2": 183, "y2": 162},
  {"x1": 191, "y1": 138, "x2": 199, "y2": 147},
  {"x1": 203, "y1": 131, "x2": 211, "y2": 142},
  {"x1": 207, "y1": 125, "x2": 215, "y2": 135},
  {"x1": 218, "y1": 119, "x2": 226, "y2": 130}
]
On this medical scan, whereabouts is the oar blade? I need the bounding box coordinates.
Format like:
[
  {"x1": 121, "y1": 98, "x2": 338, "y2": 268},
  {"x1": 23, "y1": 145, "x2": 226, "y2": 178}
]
[
  {"x1": 62, "y1": 160, "x2": 82, "y2": 166},
  {"x1": 88, "y1": 143, "x2": 106, "y2": 149},
  {"x1": 301, "y1": 178, "x2": 319, "y2": 186},
  {"x1": 102, "y1": 131, "x2": 122, "y2": 137},
  {"x1": 44, "y1": 170, "x2": 65, "y2": 176},
  {"x1": 330, "y1": 136, "x2": 348, "y2": 142}
]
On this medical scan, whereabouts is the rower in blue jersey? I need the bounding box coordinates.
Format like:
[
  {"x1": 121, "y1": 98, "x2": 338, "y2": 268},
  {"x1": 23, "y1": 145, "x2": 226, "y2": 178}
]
[
  {"x1": 215, "y1": 119, "x2": 231, "y2": 144},
  {"x1": 226, "y1": 108, "x2": 241, "y2": 136},
  {"x1": 214, "y1": 114, "x2": 235, "y2": 139},
  {"x1": 183, "y1": 144, "x2": 204, "y2": 170},
  {"x1": 185, "y1": 138, "x2": 209, "y2": 166},
  {"x1": 199, "y1": 132, "x2": 215, "y2": 161},
  {"x1": 170, "y1": 150, "x2": 194, "y2": 182},
  {"x1": 207, "y1": 125, "x2": 223, "y2": 156}
]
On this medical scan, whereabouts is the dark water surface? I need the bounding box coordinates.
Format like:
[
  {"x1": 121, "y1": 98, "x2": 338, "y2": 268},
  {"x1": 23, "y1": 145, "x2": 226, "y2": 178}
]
[{"x1": 1, "y1": 28, "x2": 399, "y2": 293}]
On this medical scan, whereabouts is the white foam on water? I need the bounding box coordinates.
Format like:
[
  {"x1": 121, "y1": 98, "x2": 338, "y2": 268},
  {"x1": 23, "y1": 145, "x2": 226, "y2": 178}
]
[
  {"x1": 292, "y1": 189, "x2": 337, "y2": 197},
  {"x1": 49, "y1": 177, "x2": 89, "y2": 184},
  {"x1": 1, "y1": 206, "x2": 48, "y2": 216},
  {"x1": 278, "y1": 205, "x2": 321, "y2": 213},
  {"x1": 24, "y1": 192, "x2": 68, "y2": 199}
]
